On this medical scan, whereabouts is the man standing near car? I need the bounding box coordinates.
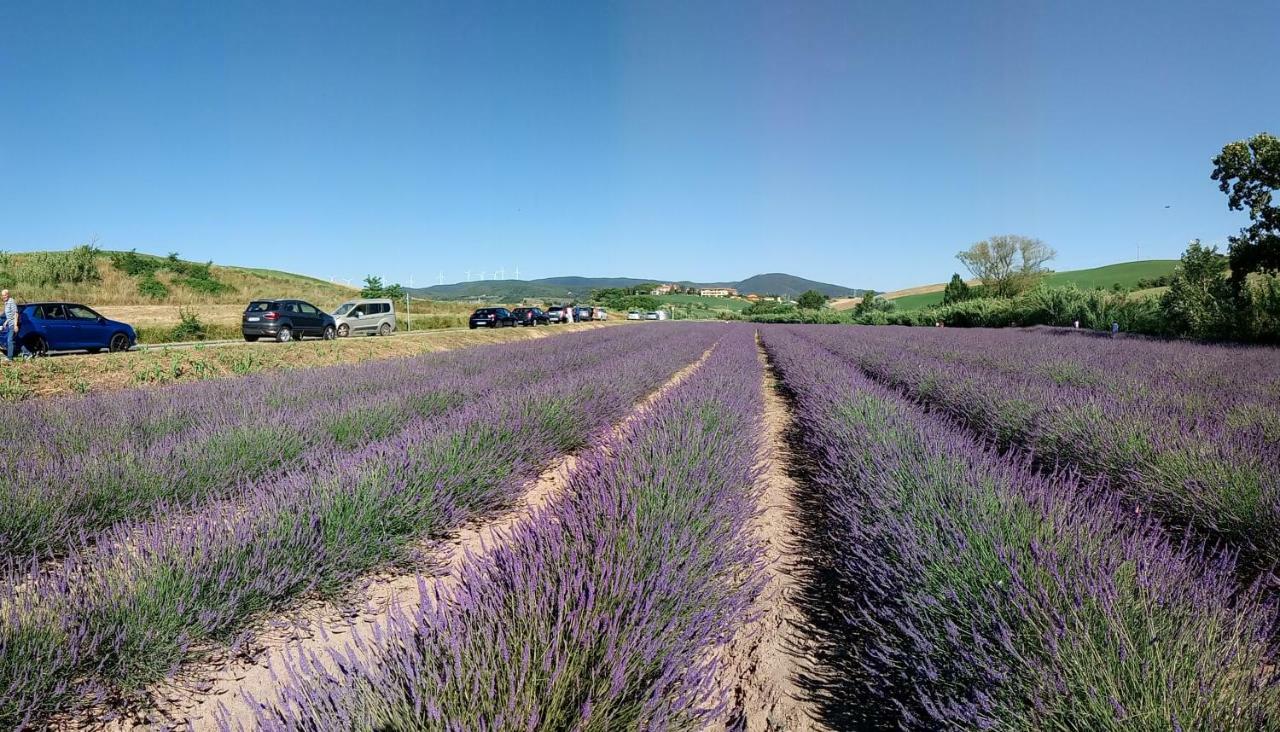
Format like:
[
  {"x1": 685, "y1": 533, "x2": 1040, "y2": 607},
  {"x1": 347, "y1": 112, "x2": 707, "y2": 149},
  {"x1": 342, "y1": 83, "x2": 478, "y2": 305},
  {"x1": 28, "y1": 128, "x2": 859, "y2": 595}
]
[{"x1": 1, "y1": 289, "x2": 30, "y2": 361}]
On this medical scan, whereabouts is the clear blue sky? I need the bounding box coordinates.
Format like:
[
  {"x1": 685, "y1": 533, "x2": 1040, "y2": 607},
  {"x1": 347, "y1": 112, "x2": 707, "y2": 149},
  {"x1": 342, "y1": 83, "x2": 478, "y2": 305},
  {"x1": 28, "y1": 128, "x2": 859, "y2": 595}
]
[{"x1": 2, "y1": 1, "x2": 1276, "y2": 291}]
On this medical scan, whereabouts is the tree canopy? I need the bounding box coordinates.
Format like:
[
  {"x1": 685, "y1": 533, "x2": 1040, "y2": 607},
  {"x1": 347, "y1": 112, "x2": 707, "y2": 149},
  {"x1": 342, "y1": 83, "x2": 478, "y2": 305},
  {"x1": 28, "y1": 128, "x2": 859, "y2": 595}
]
[
  {"x1": 361, "y1": 275, "x2": 405, "y2": 300},
  {"x1": 1212, "y1": 132, "x2": 1280, "y2": 288},
  {"x1": 941, "y1": 273, "x2": 973, "y2": 305},
  {"x1": 956, "y1": 235, "x2": 1056, "y2": 298},
  {"x1": 796, "y1": 289, "x2": 827, "y2": 310}
]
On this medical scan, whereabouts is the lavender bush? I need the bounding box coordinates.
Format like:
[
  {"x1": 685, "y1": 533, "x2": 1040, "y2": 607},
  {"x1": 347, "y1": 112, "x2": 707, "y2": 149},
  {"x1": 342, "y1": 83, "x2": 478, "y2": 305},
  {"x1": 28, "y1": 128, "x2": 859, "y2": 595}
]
[
  {"x1": 788, "y1": 325, "x2": 1280, "y2": 570},
  {"x1": 240, "y1": 325, "x2": 766, "y2": 731},
  {"x1": 761, "y1": 325, "x2": 1280, "y2": 729},
  {"x1": 0, "y1": 324, "x2": 723, "y2": 728},
  {"x1": 1, "y1": 327, "x2": 660, "y2": 559}
]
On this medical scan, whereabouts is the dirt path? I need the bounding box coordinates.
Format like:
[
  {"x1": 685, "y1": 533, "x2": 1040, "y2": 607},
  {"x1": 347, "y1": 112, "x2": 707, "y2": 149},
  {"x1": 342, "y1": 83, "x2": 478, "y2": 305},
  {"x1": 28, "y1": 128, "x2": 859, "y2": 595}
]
[
  {"x1": 714, "y1": 335, "x2": 824, "y2": 731},
  {"x1": 73, "y1": 345, "x2": 716, "y2": 731}
]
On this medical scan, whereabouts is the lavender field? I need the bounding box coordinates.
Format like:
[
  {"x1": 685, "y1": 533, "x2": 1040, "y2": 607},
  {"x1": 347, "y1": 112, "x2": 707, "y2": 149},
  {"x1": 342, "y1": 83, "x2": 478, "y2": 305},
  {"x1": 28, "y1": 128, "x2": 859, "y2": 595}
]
[{"x1": 2, "y1": 322, "x2": 1278, "y2": 730}]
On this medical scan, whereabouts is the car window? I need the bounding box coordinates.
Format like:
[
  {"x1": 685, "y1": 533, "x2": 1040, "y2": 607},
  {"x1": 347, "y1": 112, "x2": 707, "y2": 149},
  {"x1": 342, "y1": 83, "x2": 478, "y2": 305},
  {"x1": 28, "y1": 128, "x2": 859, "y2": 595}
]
[
  {"x1": 43, "y1": 304, "x2": 67, "y2": 319},
  {"x1": 299, "y1": 303, "x2": 319, "y2": 315},
  {"x1": 283, "y1": 302, "x2": 298, "y2": 313},
  {"x1": 334, "y1": 303, "x2": 353, "y2": 316},
  {"x1": 67, "y1": 305, "x2": 99, "y2": 320},
  {"x1": 372, "y1": 303, "x2": 387, "y2": 315},
  {"x1": 247, "y1": 301, "x2": 274, "y2": 312}
]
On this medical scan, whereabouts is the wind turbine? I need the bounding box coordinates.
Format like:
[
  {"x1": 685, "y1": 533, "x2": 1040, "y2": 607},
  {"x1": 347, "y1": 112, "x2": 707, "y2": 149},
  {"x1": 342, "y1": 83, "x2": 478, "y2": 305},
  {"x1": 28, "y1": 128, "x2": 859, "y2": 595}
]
[
  {"x1": 465, "y1": 270, "x2": 471, "y2": 282},
  {"x1": 438, "y1": 271, "x2": 444, "y2": 286},
  {"x1": 497, "y1": 267, "x2": 505, "y2": 280},
  {"x1": 514, "y1": 266, "x2": 521, "y2": 280}
]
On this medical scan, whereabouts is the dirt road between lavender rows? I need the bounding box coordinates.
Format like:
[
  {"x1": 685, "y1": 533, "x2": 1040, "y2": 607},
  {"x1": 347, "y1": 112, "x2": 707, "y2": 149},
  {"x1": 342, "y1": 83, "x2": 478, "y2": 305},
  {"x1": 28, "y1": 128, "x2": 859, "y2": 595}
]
[
  {"x1": 73, "y1": 344, "x2": 716, "y2": 731},
  {"x1": 714, "y1": 336, "x2": 826, "y2": 731}
]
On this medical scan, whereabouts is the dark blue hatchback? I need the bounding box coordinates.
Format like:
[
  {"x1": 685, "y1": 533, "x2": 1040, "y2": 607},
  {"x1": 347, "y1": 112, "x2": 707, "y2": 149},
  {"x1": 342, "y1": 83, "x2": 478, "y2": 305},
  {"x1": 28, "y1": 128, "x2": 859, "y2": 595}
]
[{"x1": 18, "y1": 302, "x2": 136, "y2": 355}]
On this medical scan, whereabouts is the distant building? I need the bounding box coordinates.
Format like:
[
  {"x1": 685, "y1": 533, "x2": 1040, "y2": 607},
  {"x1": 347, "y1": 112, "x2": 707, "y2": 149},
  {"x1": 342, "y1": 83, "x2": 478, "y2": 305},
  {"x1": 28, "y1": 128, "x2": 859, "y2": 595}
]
[
  {"x1": 699, "y1": 287, "x2": 738, "y2": 297},
  {"x1": 650, "y1": 283, "x2": 679, "y2": 295},
  {"x1": 744, "y1": 293, "x2": 762, "y2": 302}
]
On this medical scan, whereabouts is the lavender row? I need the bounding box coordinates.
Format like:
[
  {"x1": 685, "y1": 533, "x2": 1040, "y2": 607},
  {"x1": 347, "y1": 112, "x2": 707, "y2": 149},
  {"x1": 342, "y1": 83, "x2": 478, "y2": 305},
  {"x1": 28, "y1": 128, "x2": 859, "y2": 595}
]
[
  {"x1": 1, "y1": 326, "x2": 659, "y2": 558},
  {"x1": 0, "y1": 325, "x2": 723, "y2": 729},
  {"x1": 238, "y1": 325, "x2": 766, "y2": 731},
  {"x1": 761, "y1": 326, "x2": 1280, "y2": 729},
  {"x1": 789, "y1": 325, "x2": 1280, "y2": 570}
]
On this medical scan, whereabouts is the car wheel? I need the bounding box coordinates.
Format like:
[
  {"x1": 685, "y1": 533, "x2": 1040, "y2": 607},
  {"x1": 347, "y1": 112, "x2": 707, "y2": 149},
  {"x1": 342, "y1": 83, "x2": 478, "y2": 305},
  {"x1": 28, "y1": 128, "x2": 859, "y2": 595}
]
[
  {"x1": 337, "y1": 324, "x2": 349, "y2": 337},
  {"x1": 244, "y1": 335, "x2": 259, "y2": 342},
  {"x1": 109, "y1": 333, "x2": 130, "y2": 352},
  {"x1": 277, "y1": 327, "x2": 293, "y2": 343},
  {"x1": 378, "y1": 322, "x2": 392, "y2": 336},
  {"x1": 469, "y1": 324, "x2": 477, "y2": 329},
  {"x1": 323, "y1": 325, "x2": 337, "y2": 340},
  {"x1": 27, "y1": 335, "x2": 48, "y2": 357}
]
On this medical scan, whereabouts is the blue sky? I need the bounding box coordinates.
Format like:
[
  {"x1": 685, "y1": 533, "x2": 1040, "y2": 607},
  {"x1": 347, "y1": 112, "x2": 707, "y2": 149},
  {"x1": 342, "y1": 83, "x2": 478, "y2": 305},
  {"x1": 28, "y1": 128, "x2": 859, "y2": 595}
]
[{"x1": 1, "y1": 1, "x2": 1276, "y2": 291}]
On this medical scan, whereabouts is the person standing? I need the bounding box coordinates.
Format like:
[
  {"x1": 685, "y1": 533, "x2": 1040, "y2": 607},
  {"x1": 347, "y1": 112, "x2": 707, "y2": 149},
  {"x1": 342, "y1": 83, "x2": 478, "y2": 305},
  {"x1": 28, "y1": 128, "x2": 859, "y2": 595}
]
[{"x1": 2, "y1": 289, "x2": 31, "y2": 361}]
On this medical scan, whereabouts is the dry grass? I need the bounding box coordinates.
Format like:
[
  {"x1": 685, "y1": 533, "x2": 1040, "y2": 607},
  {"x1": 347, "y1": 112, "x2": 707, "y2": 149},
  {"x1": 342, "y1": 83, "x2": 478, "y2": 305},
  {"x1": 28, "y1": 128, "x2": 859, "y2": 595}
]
[{"x1": 0, "y1": 322, "x2": 624, "y2": 401}]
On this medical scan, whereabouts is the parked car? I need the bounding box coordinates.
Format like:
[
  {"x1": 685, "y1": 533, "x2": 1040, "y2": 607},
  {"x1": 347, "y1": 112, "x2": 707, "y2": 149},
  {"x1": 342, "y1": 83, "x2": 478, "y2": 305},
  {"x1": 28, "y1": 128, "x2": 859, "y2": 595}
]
[
  {"x1": 546, "y1": 306, "x2": 567, "y2": 323},
  {"x1": 593, "y1": 308, "x2": 608, "y2": 321},
  {"x1": 469, "y1": 307, "x2": 517, "y2": 328},
  {"x1": 242, "y1": 299, "x2": 337, "y2": 342},
  {"x1": 644, "y1": 311, "x2": 659, "y2": 320},
  {"x1": 512, "y1": 307, "x2": 549, "y2": 326},
  {"x1": 573, "y1": 306, "x2": 594, "y2": 322},
  {"x1": 17, "y1": 302, "x2": 136, "y2": 355},
  {"x1": 333, "y1": 298, "x2": 396, "y2": 337},
  {"x1": 627, "y1": 310, "x2": 643, "y2": 320}
]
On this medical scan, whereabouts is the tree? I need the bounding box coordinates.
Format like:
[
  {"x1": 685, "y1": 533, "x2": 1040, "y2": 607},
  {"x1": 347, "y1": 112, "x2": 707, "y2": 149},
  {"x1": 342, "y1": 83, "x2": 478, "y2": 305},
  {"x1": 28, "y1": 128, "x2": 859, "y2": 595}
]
[
  {"x1": 941, "y1": 273, "x2": 972, "y2": 305},
  {"x1": 361, "y1": 275, "x2": 406, "y2": 299},
  {"x1": 956, "y1": 235, "x2": 1056, "y2": 298},
  {"x1": 1212, "y1": 132, "x2": 1280, "y2": 289},
  {"x1": 1159, "y1": 240, "x2": 1237, "y2": 339},
  {"x1": 796, "y1": 289, "x2": 827, "y2": 310}
]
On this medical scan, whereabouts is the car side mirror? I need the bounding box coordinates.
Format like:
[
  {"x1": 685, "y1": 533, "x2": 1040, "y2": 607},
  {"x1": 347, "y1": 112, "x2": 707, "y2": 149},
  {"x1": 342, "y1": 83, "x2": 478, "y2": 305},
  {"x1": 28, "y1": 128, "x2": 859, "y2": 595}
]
[
  {"x1": 353, "y1": 312, "x2": 363, "y2": 318},
  {"x1": 98, "y1": 317, "x2": 106, "y2": 325}
]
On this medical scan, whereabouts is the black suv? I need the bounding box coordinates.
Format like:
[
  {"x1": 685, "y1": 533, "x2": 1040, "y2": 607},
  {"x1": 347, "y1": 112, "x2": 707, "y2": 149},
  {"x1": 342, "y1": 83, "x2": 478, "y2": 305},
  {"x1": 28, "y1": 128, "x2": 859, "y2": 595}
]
[
  {"x1": 242, "y1": 300, "x2": 337, "y2": 342},
  {"x1": 512, "y1": 307, "x2": 549, "y2": 326},
  {"x1": 469, "y1": 307, "x2": 517, "y2": 329}
]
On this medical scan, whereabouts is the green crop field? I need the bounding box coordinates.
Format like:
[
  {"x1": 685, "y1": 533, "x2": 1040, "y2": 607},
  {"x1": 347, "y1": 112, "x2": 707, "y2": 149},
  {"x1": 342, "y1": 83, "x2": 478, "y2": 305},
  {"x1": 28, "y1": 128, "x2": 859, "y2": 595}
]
[
  {"x1": 655, "y1": 293, "x2": 751, "y2": 318},
  {"x1": 888, "y1": 260, "x2": 1179, "y2": 311}
]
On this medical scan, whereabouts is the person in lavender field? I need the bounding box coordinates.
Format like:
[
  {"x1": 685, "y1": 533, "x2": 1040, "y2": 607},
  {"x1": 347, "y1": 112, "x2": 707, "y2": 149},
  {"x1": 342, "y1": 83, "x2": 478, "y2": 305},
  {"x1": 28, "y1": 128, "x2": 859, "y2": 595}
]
[{"x1": 1, "y1": 289, "x2": 32, "y2": 362}]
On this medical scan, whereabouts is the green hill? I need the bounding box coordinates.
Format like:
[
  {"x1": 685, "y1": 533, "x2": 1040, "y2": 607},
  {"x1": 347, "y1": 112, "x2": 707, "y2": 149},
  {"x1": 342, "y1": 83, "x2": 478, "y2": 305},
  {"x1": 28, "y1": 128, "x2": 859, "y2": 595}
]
[
  {"x1": 888, "y1": 260, "x2": 1178, "y2": 311},
  {"x1": 408, "y1": 272, "x2": 864, "y2": 301}
]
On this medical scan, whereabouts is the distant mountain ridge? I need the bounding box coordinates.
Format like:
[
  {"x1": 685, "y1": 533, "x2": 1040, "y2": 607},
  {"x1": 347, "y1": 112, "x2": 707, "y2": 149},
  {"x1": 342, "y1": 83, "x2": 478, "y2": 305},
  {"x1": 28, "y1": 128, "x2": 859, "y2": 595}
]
[{"x1": 406, "y1": 272, "x2": 863, "y2": 301}]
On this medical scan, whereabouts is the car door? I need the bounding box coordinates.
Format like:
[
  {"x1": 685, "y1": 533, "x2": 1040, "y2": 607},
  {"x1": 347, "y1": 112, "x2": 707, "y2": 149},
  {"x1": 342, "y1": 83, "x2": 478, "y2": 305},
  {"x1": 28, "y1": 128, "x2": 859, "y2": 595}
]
[
  {"x1": 40, "y1": 304, "x2": 80, "y2": 349},
  {"x1": 66, "y1": 304, "x2": 107, "y2": 349},
  {"x1": 298, "y1": 302, "x2": 323, "y2": 335},
  {"x1": 347, "y1": 303, "x2": 368, "y2": 334}
]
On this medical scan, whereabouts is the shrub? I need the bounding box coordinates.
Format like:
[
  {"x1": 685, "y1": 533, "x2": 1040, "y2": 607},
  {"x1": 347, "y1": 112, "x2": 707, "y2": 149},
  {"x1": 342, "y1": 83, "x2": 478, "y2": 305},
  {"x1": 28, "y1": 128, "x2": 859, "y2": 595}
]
[
  {"x1": 18, "y1": 244, "x2": 101, "y2": 286},
  {"x1": 110, "y1": 249, "x2": 160, "y2": 277},
  {"x1": 169, "y1": 308, "x2": 208, "y2": 341},
  {"x1": 1242, "y1": 270, "x2": 1280, "y2": 342},
  {"x1": 137, "y1": 274, "x2": 169, "y2": 300}
]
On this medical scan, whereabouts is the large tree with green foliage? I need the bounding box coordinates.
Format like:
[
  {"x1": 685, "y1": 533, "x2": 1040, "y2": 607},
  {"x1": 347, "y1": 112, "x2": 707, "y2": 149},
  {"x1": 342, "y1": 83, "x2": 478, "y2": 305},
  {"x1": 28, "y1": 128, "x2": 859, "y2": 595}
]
[
  {"x1": 796, "y1": 289, "x2": 827, "y2": 310},
  {"x1": 1159, "y1": 240, "x2": 1237, "y2": 339},
  {"x1": 1212, "y1": 132, "x2": 1280, "y2": 289},
  {"x1": 941, "y1": 273, "x2": 973, "y2": 305},
  {"x1": 956, "y1": 235, "x2": 1055, "y2": 298}
]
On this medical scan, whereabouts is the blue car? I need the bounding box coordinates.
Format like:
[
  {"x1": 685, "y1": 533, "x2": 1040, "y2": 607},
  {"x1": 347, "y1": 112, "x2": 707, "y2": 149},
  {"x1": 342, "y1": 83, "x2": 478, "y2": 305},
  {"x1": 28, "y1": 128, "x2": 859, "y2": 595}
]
[{"x1": 16, "y1": 302, "x2": 136, "y2": 355}]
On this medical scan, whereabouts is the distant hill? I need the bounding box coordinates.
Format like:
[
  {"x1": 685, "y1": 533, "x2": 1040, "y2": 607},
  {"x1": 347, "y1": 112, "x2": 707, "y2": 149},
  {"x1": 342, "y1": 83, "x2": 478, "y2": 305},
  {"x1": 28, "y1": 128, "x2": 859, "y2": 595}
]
[
  {"x1": 407, "y1": 272, "x2": 863, "y2": 301},
  {"x1": 844, "y1": 260, "x2": 1180, "y2": 312}
]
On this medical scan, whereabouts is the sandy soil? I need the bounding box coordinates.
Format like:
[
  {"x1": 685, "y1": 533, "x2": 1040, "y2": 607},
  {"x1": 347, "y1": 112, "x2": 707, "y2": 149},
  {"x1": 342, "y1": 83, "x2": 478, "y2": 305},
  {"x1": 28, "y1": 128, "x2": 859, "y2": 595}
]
[
  {"x1": 713, "y1": 336, "x2": 825, "y2": 731},
  {"x1": 830, "y1": 278, "x2": 981, "y2": 310},
  {"x1": 71, "y1": 344, "x2": 715, "y2": 731}
]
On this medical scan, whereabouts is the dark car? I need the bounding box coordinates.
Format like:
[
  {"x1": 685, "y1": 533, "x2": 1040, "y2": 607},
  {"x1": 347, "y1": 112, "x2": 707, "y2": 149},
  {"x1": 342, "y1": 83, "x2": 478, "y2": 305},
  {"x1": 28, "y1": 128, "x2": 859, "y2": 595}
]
[
  {"x1": 17, "y1": 302, "x2": 136, "y2": 355},
  {"x1": 573, "y1": 306, "x2": 594, "y2": 322},
  {"x1": 512, "y1": 307, "x2": 549, "y2": 326},
  {"x1": 468, "y1": 307, "x2": 517, "y2": 329},
  {"x1": 242, "y1": 299, "x2": 337, "y2": 342}
]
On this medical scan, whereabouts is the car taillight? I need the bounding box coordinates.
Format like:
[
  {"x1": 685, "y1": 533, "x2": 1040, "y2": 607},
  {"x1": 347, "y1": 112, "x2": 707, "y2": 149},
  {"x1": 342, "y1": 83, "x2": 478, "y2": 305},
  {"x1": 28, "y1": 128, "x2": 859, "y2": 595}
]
[
  {"x1": 488, "y1": 314, "x2": 495, "y2": 319},
  {"x1": 264, "y1": 312, "x2": 279, "y2": 320}
]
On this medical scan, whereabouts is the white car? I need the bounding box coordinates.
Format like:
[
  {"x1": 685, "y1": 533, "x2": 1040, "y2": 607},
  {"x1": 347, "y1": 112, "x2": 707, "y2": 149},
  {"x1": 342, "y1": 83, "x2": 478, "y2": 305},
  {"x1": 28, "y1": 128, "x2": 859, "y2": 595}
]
[
  {"x1": 644, "y1": 311, "x2": 659, "y2": 320},
  {"x1": 627, "y1": 311, "x2": 643, "y2": 320}
]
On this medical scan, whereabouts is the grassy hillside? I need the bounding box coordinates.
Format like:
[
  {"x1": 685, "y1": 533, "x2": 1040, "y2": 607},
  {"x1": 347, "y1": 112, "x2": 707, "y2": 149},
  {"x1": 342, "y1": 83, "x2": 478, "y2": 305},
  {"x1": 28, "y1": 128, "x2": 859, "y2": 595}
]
[
  {"x1": 655, "y1": 293, "x2": 751, "y2": 318},
  {"x1": 410, "y1": 272, "x2": 863, "y2": 301},
  {"x1": 0, "y1": 250, "x2": 356, "y2": 307},
  {"x1": 886, "y1": 260, "x2": 1178, "y2": 312}
]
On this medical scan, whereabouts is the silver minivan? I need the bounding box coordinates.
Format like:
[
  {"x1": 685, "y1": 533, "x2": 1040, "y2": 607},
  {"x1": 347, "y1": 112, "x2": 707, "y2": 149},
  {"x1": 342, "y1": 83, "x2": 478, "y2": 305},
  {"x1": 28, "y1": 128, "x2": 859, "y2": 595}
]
[{"x1": 333, "y1": 298, "x2": 396, "y2": 337}]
